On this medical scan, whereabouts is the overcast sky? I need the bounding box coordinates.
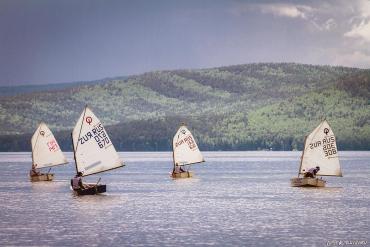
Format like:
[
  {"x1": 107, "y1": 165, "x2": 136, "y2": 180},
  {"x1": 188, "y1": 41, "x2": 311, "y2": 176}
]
[{"x1": 1, "y1": 0, "x2": 370, "y2": 85}]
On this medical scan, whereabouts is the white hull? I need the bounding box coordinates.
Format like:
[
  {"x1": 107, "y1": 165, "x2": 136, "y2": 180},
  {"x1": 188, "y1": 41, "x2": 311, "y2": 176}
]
[{"x1": 290, "y1": 177, "x2": 326, "y2": 187}]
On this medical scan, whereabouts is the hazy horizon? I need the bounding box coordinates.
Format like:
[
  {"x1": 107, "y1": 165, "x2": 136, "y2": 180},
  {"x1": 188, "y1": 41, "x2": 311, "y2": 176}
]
[
  {"x1": 0, "y1": 61, "x2": 365, "y2": 87},
  {"x1": 1, "y1": 0, "x2": 370, "y2": 86}
]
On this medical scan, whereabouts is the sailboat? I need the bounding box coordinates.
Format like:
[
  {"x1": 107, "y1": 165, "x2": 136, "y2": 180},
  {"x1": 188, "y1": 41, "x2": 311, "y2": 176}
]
[
  {"x1": 71, "y1": 106, "x2": 124, "y2": 195},
  {"x1": 291, "y1": 120, "x2": 342, "y2": 187},
  {"x1": 30, "y1": 122, "x2": 68, "y2": 182},
  {"x1": 171, "y1": 124, "x2": 205, "y2": 178}
]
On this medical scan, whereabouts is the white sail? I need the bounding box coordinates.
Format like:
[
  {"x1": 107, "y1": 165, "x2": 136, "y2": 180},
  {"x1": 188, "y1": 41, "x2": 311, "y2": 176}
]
[
  {"x1": 173, "y1": 125, "x2": 204, "y2": 166},
  {"x1": 72, "y1": 106, "x2": 124, "y2": 176},
  {"x1": 31, "y1": 123, "x2": 68, "y2": 169},
  {"x1": 300, "y1": 120, "x2": 342, "y2": 176}
]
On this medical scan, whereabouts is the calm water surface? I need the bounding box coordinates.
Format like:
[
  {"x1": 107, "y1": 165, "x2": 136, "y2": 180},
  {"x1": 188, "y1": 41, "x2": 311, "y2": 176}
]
[{"x1": 0, "y1": 151, "x2": 369, "y2": 247}]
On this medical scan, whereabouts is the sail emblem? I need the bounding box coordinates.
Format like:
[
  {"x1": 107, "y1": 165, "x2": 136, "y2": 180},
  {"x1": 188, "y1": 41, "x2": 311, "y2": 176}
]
[
  {"x1": 324, "y1": 128, "x2": 329, "y2": 135},
  {"x1": 86, "y1": 116, "x2": 93, "y2": 125},
  {"x1": 40, "y1": 130, "x2": 45, "y2": 136},
  {"x1": 181, "y1": 130, "x2": 186, "y2": 134}
]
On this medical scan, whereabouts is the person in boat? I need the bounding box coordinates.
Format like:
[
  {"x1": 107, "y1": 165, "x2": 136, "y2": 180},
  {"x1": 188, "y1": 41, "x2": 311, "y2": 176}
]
[
  {"x1": 71, "y1": 172, "x2": 85, "y2": 190},
  {"x1": 304, "y1": 166, "x2": 320, "y2": 178},
  {"x1": 29, "y1": 164, "x2": 41, "y2": 177},
  {"x1": 173, "y1": 164, "x2": 186, "y2": 174}
]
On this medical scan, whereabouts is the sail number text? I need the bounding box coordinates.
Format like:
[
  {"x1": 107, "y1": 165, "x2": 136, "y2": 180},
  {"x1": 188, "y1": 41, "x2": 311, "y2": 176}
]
[
  {"x1": 309, "y1": 135, "x2": 337, "y2": 157},
  {"x1": 79, "y1": 123, "x2": 110, "y2": 148},
  {"x1": 47, "y1": 139, "x2": 60, "y2": 152},
  {"x1": 176, "y1": 135, "x2": 197, "y2": 150}
]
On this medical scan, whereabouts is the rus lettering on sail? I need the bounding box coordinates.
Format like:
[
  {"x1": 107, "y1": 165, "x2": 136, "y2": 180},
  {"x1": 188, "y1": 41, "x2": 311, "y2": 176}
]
[
  {"x1": 93, "y1": 125, "x2": 110, "y2": 148},
  {"x1": 79, "y1": 123, "x2": 111, "y2": 149},
  {"x1": 323, "y1": 135, "x2": 337, "y2": 157}
]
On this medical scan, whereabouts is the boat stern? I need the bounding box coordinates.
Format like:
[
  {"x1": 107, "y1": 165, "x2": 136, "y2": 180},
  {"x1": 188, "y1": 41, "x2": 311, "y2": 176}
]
[
  {"x1": 30, "y1": 174, "x2": 54, "y2": 182},
  {"x1": 171, "y1": 171, "x2": 193, "y2": 179},
  {"x1": 290, "y1": 177, "x2": 326, "y2": 187}
]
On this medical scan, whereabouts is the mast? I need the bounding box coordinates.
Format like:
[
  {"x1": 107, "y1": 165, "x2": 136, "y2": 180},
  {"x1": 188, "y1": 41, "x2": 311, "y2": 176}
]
[
  {"x1": 74, "y1": 106, "x2": 88, "y2": 156},
  {"x1": 30, "y1": 137, "x2": 34, "y2": 167},
  {"x1": 172, "y1": 140, "x2": 175, "y2": 171},
  {"x1": 73, "y1": 106, "x2": 88, "y2": 175},
  {"x1": 297, "y1": 136, "x2": 307, "y2": 177},
  {"x1": 71, "y1": 132, "x2": 78, "y2": 175},
  {"x1": 31, "y1": 124, "x2": 42, "y2": 166}
]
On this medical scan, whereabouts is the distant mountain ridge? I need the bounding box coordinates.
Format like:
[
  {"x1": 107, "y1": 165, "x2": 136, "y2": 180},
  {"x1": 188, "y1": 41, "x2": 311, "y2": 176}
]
[
  {"x1": 0, "y1": 63, "x2": 369, "y2": 151},
  {"x1": 0, "y1": 76, "x2": 127, "y2": 96}
]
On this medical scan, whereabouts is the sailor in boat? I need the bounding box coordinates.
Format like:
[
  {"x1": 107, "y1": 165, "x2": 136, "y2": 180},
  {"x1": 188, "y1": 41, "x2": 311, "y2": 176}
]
[
  {"x1": 71, "y1": 172, "x2": 86, "y2": 190},
  {"x1": 71, "y1": 172, "x2": 96, "y2": 191},
  {"x1": 303, "y1": 166, "x2": 320, "y2": 178},
  {"x1": 30, "y1": 164, "x2": 42, "y2": 177},
  {"x1": 173, "y1": 164, "x2": 186, "y2": 174}
]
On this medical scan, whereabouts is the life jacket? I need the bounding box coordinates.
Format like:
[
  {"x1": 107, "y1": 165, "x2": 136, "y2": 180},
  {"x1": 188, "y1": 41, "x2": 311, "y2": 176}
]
[
  {"x1": 174, "y1": 166, "x2": 181, "y2": 174},
  {"x1": 308, "y1": 168, "x2": 315, "y2": 173},
  {"x1": 72, "y1": 177, "x2": 81, "y2": 190},
  {"x1": 308, "y1": 168, "x2": 319, "y2": 175},
  {"x1": 30, "y1": 169, "x2": 38, "y2": 177}
]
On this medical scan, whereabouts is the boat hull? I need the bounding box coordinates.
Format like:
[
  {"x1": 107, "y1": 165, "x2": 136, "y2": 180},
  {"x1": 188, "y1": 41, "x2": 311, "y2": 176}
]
[
  {"x1": 290, "y1": 177, "x2": 326, "y2": 187},
  {"x1": 30, "y1": 174, "x2": 54, "y2": 182},
  {"x1": 74, "y1": 184, "x2": 107, "y2": 196},
  {"x1": 171, "y1": 171, "x2": 193, "y2": 179}
]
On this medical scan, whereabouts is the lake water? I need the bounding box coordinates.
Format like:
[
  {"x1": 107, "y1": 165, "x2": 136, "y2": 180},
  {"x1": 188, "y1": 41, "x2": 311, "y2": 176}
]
[{"x1": 0, "y1": 151, "x2": 369, "y2": 247}]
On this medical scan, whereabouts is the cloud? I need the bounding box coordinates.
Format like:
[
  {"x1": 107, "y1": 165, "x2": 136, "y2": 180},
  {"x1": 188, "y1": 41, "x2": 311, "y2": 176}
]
[
  {"x1": 226, "y1": 0, "x2": 370, "y2": 68},
  {"x1": 238, "y1": 2, "x2": 337, "y2": 32},
  {"x1": 323, "y1": 18, "x2": 337, "y2": 30},
  {"x1": 257, "y1": 3, "x2": 311, "y2": 19},
  {"x1": 334, "y1": 50, "x2": 370, "y2": 69},
  {"x1": 343, "y1": 0, "x2": 370, "y2": 43},
  {"x1": 357, "y1": 0, "x2": 370, "y2": 18},
  {"x1": 344, "y1": 20, "x2": 370, "y2": 42},
  {"x1": 229, "y1": 2, "x2": 313, "y2": 19},
  {"x1": 309, "y1": 17, "x2": 337, "y2": 31}
]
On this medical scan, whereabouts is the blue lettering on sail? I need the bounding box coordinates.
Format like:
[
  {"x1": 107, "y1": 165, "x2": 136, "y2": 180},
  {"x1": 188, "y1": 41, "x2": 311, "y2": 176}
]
[{"x1": 79, "y1": 123, "x2": 111, "y2": 149}]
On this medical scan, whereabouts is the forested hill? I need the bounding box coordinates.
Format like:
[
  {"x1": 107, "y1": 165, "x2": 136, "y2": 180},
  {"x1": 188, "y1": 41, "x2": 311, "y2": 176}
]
[
  {"x1": 1, "y1": 63, "x2": 369, "y2": 151},
  {"x1": 0, "y1": 76, "x2": 125, "y2": 96}
]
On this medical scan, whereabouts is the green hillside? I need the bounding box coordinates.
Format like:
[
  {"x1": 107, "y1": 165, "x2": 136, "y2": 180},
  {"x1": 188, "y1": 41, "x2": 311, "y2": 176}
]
[
  {"x1": 0, "y1": 77, "x2": 117, "y2": 96},
  {"x1": 0, "y1": 63, "x2": 369, "y2": 151}
]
